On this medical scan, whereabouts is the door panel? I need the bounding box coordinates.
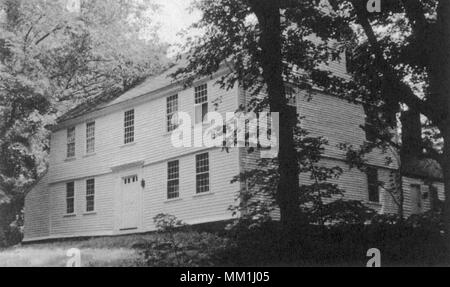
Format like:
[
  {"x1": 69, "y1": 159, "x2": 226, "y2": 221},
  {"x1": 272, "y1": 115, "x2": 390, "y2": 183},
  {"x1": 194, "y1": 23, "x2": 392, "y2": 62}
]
[{"x1": 121, "y1": 175, "x2": 140, "y2": 229}]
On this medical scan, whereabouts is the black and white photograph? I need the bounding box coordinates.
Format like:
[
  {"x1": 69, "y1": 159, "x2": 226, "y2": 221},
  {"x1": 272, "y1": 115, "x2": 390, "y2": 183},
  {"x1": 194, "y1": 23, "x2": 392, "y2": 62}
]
[{"x1": 0, "y1": 0, "x2": 449, "y2": 269}]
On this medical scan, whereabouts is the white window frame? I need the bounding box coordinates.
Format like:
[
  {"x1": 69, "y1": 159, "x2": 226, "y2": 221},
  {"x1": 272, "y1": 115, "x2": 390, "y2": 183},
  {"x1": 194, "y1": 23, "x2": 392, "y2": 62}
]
[
  {"x1": 86, "y1": 178, "x2": 95, "y2": 212},
  {"x1": 194, "y1": 84, "x2": 208, "y2": 124},
  {"x1": 66, "y1": 182, "x2": 75, "y2": 215},
  {"x1": 67, "y1": 127, "x2": 76, "y2": 158},
  {"x1": 195, "y1": 153, "x2": 210, "y2": 194},
  {"x1": 86, "y1": 121, "x2": 95, "y2": 154},
  {"x1": 167, "y1": 160, "x2": 180, "y2": 199},
  {"x1": 124, "y1": 109, "x2": 135, "y2": 144},
  {"x1": 166, "y1": 94, "x2": 179, "y2": 132}
]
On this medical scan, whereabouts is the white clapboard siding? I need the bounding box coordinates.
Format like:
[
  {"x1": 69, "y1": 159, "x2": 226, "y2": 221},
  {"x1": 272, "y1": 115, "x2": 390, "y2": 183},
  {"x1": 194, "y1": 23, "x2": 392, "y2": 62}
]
[
  {"x1": 24, "y1": 173, "x2": 50, "y2": 240},
  {"x1": 24, "y1": 78, "x2": 241, "y2": 240},
  {"x1": 141, "y1": 147, "x2": 240, "y2": 230},
  {"x1": 24, "y1": 58, "x2": 438, "y2": 241},
  {"x1": 296, "y1": 90, "x2": 398, "y2": 169},
  {"x1": 238, "y1": 83, "x2": 400, "y2": 217},
  {"x1": 402, "y1": 177, "x2": 445, "y2": 217},
  {"x1": 48, "y1": 173, "x2": 115, "y2": 237},
  {"x1": 48, "y1": 81, "x2": 239, "y2": 183}
]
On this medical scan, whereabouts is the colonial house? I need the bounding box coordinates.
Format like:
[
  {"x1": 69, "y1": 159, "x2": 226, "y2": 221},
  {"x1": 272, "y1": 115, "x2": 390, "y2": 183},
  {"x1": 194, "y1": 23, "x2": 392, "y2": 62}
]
[{"x1": 23, "y1": 60, "x2": 445, "y2": 242}]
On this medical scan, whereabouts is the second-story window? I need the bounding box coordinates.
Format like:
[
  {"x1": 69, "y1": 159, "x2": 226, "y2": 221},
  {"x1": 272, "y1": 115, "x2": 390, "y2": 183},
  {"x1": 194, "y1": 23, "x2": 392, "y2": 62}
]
[
  {"x1": 86, "y1": 179, "x2": 95, "y2": 212},
  {"x1": 196, "y1": 153, "x2": 210, "y2": 194},
  {"x1": 67, "y1": 127, "x2": 76, "y2": 158},
  {"x1": 124, "y1": 109, "x2": 135, "y2": 144},
  {"x1": 167, "y1": 160, "x2": 180, "y2": 199},
  {"x1": 86, "y1": 122, "x2": 95, "y2": 154},
  {"x1": 194, "y1": 84, "x2": 208, "y2": 124},
  {"x1": 366, "y1": 167, "x2": 379, "y2": 203},
  {"x1": 365, "y1": 117, "x2": 377, "y2": 142},
  {"x1": 167, "y1": 94, "x2": 178, "y2": 132}
]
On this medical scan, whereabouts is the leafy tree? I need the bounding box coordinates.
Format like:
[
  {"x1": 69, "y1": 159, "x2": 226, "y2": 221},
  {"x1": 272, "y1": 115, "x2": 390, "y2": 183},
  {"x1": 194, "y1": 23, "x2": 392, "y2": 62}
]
[
  {"x1": 309, "y1": 0, "x2": 450, "y2": 246},
  {"x1": 0, "y1": 0, "x2": 167, "y2": 245},
  {"x1": 230, "y1": 121, "x2": 375, "y2": 228},
  {"x1": 174, "y1": 0, "x2": 353, "y2": 228}
]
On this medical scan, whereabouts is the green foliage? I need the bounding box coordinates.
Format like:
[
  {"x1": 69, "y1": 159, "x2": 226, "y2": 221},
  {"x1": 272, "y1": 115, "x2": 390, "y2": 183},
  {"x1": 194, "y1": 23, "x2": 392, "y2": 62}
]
[
  {"x1": 135, "y1": 214, "x2": 229, "y2": 267},
  {"x1": 219, "y1": 215, "x2": 447, "y2": 266},
  {"x1": 229, "y1": 119, "x2": 376, "y2": 227},
  {"x1": 0, "y1": 0, "x2": 167, "y2": 246}
]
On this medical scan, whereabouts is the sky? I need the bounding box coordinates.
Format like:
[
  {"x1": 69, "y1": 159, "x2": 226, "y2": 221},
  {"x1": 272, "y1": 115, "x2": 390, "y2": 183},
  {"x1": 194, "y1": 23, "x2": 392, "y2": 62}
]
[{"x1": 153, "y1": 0, "x2": 201, "y2": 53}]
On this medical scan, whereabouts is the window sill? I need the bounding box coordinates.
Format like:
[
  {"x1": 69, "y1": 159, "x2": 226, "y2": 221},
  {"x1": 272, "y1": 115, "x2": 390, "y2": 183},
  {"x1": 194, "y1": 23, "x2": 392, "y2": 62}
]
[
  {"x1": 120, "y1": 142, "x2": 136, "y2": 148},
  {"x1": 64, "y1": 157, "x2": 76, "y2": 162},
  {"x1": 83, "y1": 153, "x2": 96, "y2": 158},
  {"x1": 365, "y1": 201, "x2": 381, "y2": 207},
  {"x1": 83, "y1": 211, "x2": 97, "y2": 216},
  {"x1": 193, "y1": 192, "x2": 214, "y2": 198},
  {"x1": 63, "y1": 213, "x2": 76, "y2": 218},
  {"x1": 163, "y1": 131, "x2": 175, "y2": 137},
  {"x1": 164, "y1": 198, "x2": 182, "y2": 203}
]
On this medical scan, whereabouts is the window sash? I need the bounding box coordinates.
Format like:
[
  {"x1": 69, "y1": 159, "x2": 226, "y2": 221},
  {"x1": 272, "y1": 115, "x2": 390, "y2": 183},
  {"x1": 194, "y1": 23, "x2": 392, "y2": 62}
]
[
  {"x1": 67, "y1": 127, "x2": 75, "y2": 158},
  {"x1": 66, "y1": 182, "x2": 75, "y2": 214},
  {"x1": 194, "y1": 84, "x2": 207, "y2": 104},
  {"x1": 195, "y1": 102, "x2": 208, "y2": 124},
  {"x1": 86, "y1": 179, "x2": 95, "y2": 212},
  {"x1": 124, "y1": 109, "x2": 135, "y2": 144},
  {"x1": 86, "y1": 122, "x2": 95, "y2": 153},
  {"x1": 196, "y1": 173, "x2": 210, "y2": 194},
  {"x1": 167, "y1": 95, "x2": 178, "y2": 132},
  {"x1": 167, "y1": 161, "x2": 179, "y2": 199},
  {"x1": 168, "y1": 179, "x2": 179, "y2": 199},
  {"x1": 195, "y1": 153, "x2": 210, "y2": 194}
]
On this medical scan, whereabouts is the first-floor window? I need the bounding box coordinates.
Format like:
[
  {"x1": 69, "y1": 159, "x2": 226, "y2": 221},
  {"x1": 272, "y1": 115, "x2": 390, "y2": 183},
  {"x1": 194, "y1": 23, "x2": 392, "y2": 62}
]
[
  {"x1": 196, "y1": 153, "x2": 210, "y2": 194},
  {"x1": 86, "y1": 179, "x2": 95, "y2": 212},
  {"x1": 66, "y1": 182, "x2": 75, "y2": 214},
  {"x1": 167, "y1": 160, "x2": 179, "y2": 199},
  {"x1": 367, "y1": 167, "x2": 379, "y2": 203}
]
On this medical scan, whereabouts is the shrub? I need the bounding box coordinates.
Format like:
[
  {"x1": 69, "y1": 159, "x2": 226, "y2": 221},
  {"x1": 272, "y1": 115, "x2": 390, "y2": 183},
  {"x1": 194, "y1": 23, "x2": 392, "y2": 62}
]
[{"x1": 135, "y1": 214, "x2": 229, "y2": 267}]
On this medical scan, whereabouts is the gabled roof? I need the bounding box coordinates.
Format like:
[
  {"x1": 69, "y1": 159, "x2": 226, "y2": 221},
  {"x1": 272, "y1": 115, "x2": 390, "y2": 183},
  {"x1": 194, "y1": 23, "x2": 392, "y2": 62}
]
[{"x1": 57, "y1": 61, "x2": 185, "y2": 123}]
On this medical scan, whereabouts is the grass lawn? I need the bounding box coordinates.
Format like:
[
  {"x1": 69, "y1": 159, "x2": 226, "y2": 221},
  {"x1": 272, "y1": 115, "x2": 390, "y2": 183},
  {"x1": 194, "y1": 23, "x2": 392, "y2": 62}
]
[{"x1": 0, "y1": 234, "x2": 162, "y2": 267}]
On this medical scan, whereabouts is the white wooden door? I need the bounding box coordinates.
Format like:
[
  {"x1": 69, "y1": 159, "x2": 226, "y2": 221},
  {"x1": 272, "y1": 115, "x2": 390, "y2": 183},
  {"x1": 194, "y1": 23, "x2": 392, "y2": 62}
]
[{"x1": 121, "y1": 175, "x2": 140, "y2": 229}]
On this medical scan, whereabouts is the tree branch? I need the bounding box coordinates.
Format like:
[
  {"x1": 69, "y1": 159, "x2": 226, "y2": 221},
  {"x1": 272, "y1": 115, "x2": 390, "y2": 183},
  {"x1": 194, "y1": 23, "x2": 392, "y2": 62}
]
[{"x1": 351, "y1": 0, "x2": 437, "y2": 122}]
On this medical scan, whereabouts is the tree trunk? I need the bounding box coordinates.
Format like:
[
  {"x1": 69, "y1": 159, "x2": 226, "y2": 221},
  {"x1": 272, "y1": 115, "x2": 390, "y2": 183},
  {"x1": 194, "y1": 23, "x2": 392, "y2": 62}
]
[
  {"x1": 432, "y1": 0, "x2": 450, "y2": 255},
  {"x1": 250, "y1": 0, "x2": 301, "y2": 228},
  {"x1": 442, "y1": 125, "x2": 450, "y2": 254}
]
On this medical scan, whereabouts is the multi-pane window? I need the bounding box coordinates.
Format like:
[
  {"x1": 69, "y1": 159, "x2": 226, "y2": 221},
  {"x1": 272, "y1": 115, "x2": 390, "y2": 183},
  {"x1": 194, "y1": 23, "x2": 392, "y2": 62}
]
[
  {"x1": 367, "y1": 167, "x2": 379, "y2": 203},
  {"x1": 124, "y1": 109, "x2": 135, "y2": 144},
  {"x1": 167, "y1": 95, "x2": 178, "y2": 132},
  {"x1": 194, "y1": 84, "x2": 208, "y2": 124},
  {"x1": 167, "y1": 160, "x2": 180, "y2": 199},
  {"x1": 195, "y1": 153, "x2": 210, "y2": 194},
  {"x1": 86, "y1": 122, "x2": 95, "y2": 154},
  {"x1": 66, "y1": 182, "x2": 75, "y2": 214},
  {"x1": 86, "y1": 179, "x2": 95, "y2": 212},
  {"x1": 123, "y1": 175, "x2": 138, "y2": 185},
  {"x1": 67, "y1": 127, "x2": 76, "y2": 158}
]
